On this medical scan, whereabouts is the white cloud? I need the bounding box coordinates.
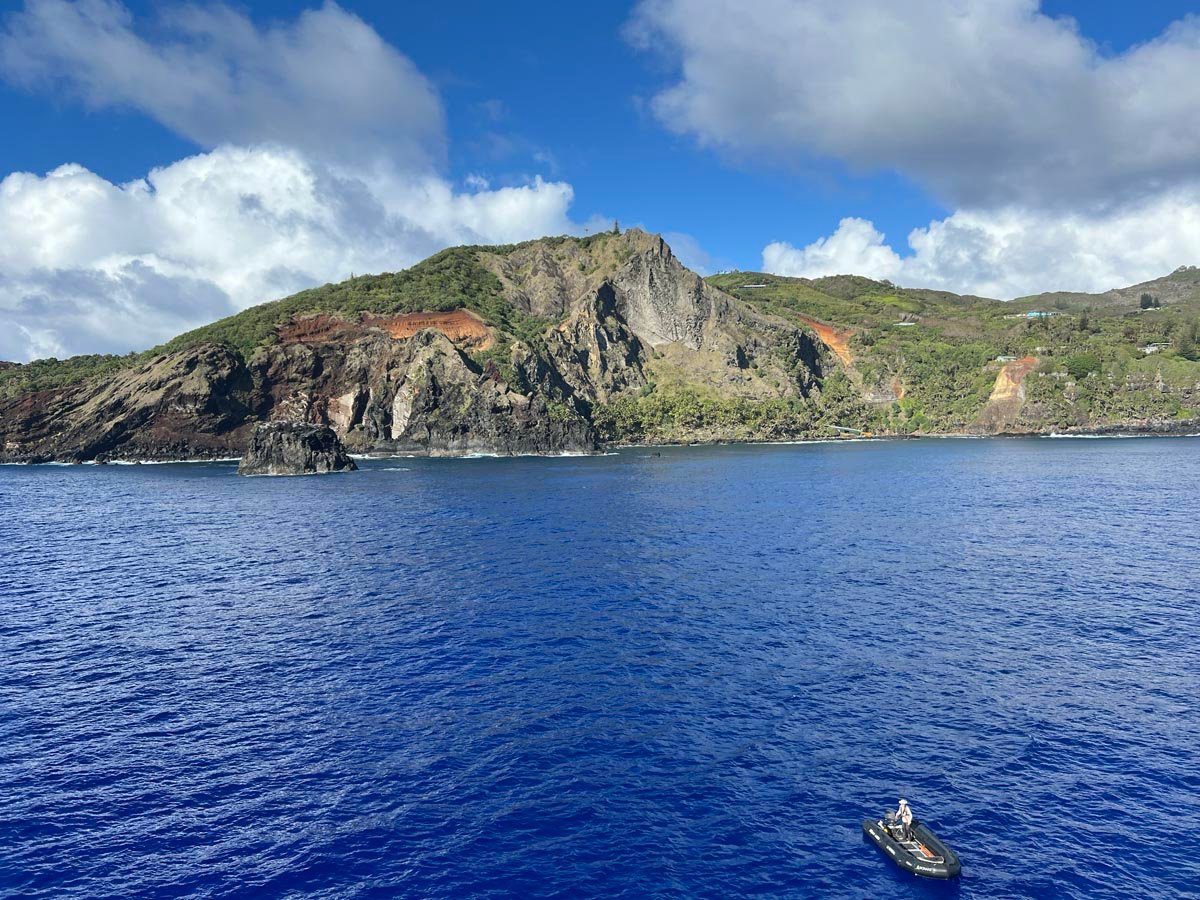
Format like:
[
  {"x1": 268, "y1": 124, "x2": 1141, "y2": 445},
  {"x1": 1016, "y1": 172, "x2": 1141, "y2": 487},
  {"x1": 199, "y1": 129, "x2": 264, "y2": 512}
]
[
  {"x1": 0, "y1": 2, "x2": 588, "y2": 361},
  {"x1": 764, "y1": 192, "x2": 1200, "y2": 299},
  {"x1": 0, "y1": 263, "x2": 234, "y2": 361},
  {"x1": 0, "y1": 0, "x2": 444, "y2": 167},
  {"x1": 634, "y1": 0, "x2": 1200, "y2": 296},
  {"x1": 763, "y1": 218, "x2": 905, "y2": 284},
  {"x1": 631, "y1": 0, "x2": 1200, "y2": 209},
  {"x1": 0, "y1": 148, "x2": 578, "y2": 360}
]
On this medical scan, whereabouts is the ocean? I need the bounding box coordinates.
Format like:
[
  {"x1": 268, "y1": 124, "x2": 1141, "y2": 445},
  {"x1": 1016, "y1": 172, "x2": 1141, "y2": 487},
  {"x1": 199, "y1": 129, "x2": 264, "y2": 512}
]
[{"x1": 2, "y1": 438, "x2": 1198, "y2": 898}]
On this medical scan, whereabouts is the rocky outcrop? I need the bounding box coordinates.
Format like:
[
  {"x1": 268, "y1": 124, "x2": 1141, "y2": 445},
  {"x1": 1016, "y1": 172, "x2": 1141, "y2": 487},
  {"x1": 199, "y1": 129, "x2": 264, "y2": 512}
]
[
  {"x1": 237, "y1": 422, "x2": 357, "y2": 475},
  {"x1": 0, "y1": 344, "x2": 254, "y2": 463},
  {"x1": 611, "y1": 234, "x2": 738, "y2": 350},
  {"x1": 543, "y1": 282, "x2": 648, "y2": 405},
  {"x1": 253, "y1": 330, "x2": 597, "y2": 456}
]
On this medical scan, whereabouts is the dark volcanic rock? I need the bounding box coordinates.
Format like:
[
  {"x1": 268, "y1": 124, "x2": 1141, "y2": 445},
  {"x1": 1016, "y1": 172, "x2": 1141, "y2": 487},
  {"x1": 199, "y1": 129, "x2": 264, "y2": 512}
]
[
  {"x1": 237, "y1": 422, "x2": 357, "y2": 476},
  {"x1": 0, "y1": 344, "x2": 255, "y2": 463}
]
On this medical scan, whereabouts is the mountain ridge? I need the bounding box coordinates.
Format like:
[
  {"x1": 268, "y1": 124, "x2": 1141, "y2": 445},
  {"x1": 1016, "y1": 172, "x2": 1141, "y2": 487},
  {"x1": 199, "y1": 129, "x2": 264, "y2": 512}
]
[{"x1": 2, "y1": 229, "x2": 1199, "y2": 462}]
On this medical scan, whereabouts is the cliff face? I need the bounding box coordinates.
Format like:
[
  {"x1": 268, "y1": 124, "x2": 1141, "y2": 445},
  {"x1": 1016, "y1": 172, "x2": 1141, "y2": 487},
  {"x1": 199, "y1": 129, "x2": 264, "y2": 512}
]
[
  {"x1": 0, "y1": 230, "x2": 833, "y2": 463},
  {"x1": 0, "y1": 345, "x2": 255, "y2": 463},
  {"x1": 256, "y1": 329, "x2": 596, "y2": 456}
]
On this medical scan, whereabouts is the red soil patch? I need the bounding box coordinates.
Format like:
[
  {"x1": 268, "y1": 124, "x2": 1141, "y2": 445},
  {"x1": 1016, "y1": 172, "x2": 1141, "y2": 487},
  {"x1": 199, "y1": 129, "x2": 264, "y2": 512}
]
[
  {"x1": 369, "y1": 310, "x2": 491, "y2": 346},
  {"x1": 989, "y1": 355, "x2": 1038, "y2": 401},
  {"x1": 278, "y1": 310, "x2": 493, "y2": 349},
  {"x1": 796, "y1": 315, "x2": 854, "y2": 367}
]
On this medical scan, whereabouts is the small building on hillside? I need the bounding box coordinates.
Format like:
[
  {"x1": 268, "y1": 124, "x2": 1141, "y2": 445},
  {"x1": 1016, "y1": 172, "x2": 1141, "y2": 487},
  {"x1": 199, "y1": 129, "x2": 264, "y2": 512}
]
[{"x1": 1003, "y1": 310, "x2": 1057, "y2": 320}]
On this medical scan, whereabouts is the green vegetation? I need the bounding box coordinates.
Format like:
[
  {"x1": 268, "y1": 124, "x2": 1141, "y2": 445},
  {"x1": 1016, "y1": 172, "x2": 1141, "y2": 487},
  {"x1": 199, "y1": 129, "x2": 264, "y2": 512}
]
[
  {"x1": 1064, "y1": 353, "x2": 1102, "y2": 380},
  {"x1": 593, "y1": 373, "x2": 878, "y2": 444},
  {"x1": 546, "y1": 400, "x2": 576, "y2": 423},
  {"x1": 158, "y1": 246, "x2": 556, "y2": 358},
  {"x1": 1177, "y1": 320, "x2": 1198, "y2": 361},
  {"x1": 712, "y1": 269, "x2": 1200, "y2": 433},
  {"x1": 0, "y1": 353, "x2": 138, "y2": 400}
]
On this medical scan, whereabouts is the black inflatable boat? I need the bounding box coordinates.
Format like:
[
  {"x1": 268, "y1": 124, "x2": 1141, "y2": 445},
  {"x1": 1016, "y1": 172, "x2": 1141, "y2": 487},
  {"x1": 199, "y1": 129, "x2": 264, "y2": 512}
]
[{"x1": 862, "y1": 817, "x2": 961, "y2": 879}]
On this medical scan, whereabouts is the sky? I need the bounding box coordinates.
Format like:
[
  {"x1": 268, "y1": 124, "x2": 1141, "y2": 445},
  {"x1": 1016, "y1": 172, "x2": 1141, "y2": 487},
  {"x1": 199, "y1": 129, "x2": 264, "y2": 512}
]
[{"x1": 3, "y1": 0, "x2": 1200, "y2": 361}]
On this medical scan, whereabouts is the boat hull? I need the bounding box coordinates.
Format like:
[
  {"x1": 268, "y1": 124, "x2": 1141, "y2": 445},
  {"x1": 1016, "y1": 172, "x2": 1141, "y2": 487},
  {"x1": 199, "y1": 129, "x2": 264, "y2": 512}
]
[{"x1": 862, "y1": 818, "x2": 961, "y2": 879}]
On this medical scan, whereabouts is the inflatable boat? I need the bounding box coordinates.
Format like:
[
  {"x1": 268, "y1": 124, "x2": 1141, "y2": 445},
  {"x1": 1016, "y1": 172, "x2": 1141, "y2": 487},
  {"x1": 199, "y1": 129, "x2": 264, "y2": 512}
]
[{"x1": 862, "y1": 817, "x2": 961, "y2": 879}]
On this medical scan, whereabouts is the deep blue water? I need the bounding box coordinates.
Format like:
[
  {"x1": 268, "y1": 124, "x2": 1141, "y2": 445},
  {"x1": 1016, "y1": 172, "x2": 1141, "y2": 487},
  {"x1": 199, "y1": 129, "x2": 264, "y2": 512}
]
[{"x1": 2, "y1": 438, "x2": 1199, "y2": 899}]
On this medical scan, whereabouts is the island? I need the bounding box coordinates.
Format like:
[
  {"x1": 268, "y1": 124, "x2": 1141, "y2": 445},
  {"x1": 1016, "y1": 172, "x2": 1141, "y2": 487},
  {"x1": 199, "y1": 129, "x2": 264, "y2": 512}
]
[{"x1": 1, "y1": 229, "x2": 1198, "y2": 464}]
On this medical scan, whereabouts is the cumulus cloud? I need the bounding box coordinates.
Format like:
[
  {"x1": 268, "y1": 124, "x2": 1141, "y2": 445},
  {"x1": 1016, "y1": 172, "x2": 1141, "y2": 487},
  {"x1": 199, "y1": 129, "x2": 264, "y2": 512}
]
[
  {"x1": 631, "y1": 0, "x2": 1200, "y2": 208},
  {"x1": 764, "y1": 192, "x2": 1200, "y2": 299},
  {"x1": 633, "y1": 0, "x2": 1200, "y2": 296},
  {"x1": 0, "y1": 0, "x2": 444, "y2": 167},
  {"x1": 0, "y1": 2, "x2": 586, "y2": 361},
  {"x1": 0, "y1": 263, "x2": 234, "y2": 361},
  {"x1": 0, "y1": 148, "x2": 577, "y2": 359}
]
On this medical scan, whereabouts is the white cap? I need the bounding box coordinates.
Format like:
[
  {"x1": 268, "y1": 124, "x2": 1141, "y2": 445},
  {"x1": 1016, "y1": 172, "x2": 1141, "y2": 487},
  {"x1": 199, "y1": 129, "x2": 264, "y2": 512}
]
[{"x1": 898, "y1": 798, "x2": 907, "y2": 805}]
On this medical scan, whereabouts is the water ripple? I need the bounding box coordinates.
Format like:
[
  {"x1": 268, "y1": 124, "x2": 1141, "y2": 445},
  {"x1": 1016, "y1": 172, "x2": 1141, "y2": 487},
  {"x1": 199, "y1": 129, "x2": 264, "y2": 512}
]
[{"x1": 1, "y1": 439, "x2": 1198, "y2": 898}]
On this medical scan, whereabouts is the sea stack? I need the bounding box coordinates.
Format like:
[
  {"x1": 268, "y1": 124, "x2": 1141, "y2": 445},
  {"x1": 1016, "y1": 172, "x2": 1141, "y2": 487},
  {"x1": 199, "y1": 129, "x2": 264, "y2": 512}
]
[{"x1": 237, "y1": 422, "x2": 358, "y2": 476}]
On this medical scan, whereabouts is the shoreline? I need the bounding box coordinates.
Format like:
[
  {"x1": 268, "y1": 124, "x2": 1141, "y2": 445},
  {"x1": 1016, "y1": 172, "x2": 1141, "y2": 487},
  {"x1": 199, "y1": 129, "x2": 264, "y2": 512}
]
[{"x1": 3, "y1": 425, "x2": 1197, "y2": 467}]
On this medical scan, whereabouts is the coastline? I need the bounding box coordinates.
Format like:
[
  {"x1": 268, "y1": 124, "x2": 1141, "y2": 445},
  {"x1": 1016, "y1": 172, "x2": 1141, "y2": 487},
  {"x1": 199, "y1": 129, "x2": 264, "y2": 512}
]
[{"x1": 5, "y1": 424, "x2": 1197, "y2": 467}]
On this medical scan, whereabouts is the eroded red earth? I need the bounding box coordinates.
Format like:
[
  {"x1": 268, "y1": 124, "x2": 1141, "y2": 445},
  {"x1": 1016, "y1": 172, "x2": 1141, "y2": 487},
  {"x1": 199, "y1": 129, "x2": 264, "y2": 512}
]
[
  {"x1": 278, "y1": 310, "x2": 493, "y2": 349},
  {"x1": 795, "y1": 315, "x2": 855, "y2": 368}
]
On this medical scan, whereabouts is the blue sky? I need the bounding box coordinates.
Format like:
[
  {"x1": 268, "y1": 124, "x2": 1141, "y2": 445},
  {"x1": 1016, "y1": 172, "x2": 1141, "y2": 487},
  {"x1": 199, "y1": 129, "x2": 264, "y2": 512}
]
[{"x1": 3, "y1": 0, "x2": 1200, "y2": 360}]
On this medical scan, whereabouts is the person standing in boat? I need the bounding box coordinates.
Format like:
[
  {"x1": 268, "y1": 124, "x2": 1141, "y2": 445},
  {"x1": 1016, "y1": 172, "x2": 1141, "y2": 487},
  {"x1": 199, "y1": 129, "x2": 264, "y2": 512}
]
[{"x1": 895, "y1": 798, "x2": 913, "y2": 840}]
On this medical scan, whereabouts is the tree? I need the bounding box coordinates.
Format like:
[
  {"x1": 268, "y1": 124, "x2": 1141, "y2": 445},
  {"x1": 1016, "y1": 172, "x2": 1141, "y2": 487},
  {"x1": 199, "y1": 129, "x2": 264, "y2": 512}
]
[
  {"x1": 1140, "y1": 293, "x2": 1154, "y2": 309},
  {"x1": 1064, "y1": 353, "x2": 1101, "y2": 380},
  {"x1": 612, "y1": 220, "x2": 621, "y2": 235},
  {"x1": 1178, "y1": 320, "x2": 1199, "y2": 361}
]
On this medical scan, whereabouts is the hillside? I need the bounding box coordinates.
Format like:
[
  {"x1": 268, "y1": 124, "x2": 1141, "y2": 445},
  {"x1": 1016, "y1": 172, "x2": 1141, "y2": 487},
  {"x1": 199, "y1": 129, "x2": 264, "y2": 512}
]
[
  {"x1": 1011, "y1": 266, "x2": 1200, "y2": 314},
  {"x1": 710, "y1": 270, "x2": 1200, "y2": 434},
  {"x1": 2, "y1": 232, "x2": 1199, "y2": 463},
  {"x1": 0, "y1": 230, "x2": 866, "y2": 462}
]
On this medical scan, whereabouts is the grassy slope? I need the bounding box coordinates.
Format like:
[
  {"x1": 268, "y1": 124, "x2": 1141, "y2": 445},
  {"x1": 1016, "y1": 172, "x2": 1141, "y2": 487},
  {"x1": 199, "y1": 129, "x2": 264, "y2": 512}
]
[
  {"x1": 709, "y1": 272, "x2": 1200, "y2": 432},
  {"x1": 1010, "y1": 266, "x2": 1200, "y2": 314}
]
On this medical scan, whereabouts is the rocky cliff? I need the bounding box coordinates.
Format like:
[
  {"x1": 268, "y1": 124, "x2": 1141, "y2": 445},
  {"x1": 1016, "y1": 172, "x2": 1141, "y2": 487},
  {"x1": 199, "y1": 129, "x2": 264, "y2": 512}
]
[
  {"x1": 237, "y1": 422, "x2": 357, "y2": 476},
  {"x1": 0, "y1": 230, "x2": 840, "y2": 463}
]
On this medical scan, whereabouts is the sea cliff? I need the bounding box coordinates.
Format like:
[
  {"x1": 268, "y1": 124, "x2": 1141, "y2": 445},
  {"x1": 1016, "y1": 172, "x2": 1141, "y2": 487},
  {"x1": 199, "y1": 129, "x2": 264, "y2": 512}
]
[{"x1": 2, "y1": 231, "x2": 1198, "y2": 463}]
